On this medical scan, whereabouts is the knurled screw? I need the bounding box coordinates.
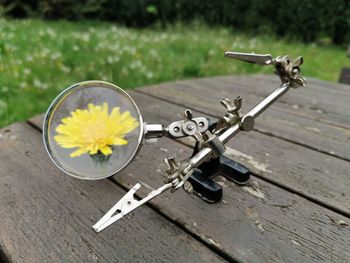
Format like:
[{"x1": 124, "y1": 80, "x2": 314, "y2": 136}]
[
  {"x1": 186, "y1": 123, "x2": 194, "y2": 131},
  {"x1": 164, "y1": 157, "x2": 180, "y2": 174},
  {"x1": 221, "y1": 97, "x2": 242, "y2": 114}
]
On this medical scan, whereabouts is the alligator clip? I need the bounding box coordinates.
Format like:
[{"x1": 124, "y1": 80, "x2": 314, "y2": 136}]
[
  {"x1": 225, "y1": 51, "x2": 276, "y2": 65},
  {"x1": 93, "y1": 182, "x2": 172, "y2": 232}
]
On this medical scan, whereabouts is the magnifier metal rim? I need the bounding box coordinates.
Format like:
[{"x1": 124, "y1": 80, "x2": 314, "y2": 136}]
[{"x1": 43, "y1": 80, "x2": 144, "y2": 180}]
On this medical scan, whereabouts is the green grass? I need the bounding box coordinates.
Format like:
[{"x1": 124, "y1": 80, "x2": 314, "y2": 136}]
[{"x1": 0, "y1": 19, "x2": 349, "y2": 127}]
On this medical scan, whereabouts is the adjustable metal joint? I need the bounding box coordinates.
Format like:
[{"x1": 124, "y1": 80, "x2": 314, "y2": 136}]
[
  {"x1": 274, "y1": 55, "x2": 306, "y2": 88},
  {"x1": 163, "y1": 157, "x2": 194, "y2": 193},
  {"x1": 167, "y1": 109, "x2": 209, "y2": 138},
  {"x1": 215, "y1": 97, "x2": 242, "y2": 133}
]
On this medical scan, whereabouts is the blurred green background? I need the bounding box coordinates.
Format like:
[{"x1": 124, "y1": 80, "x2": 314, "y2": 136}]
[{"x1": 0, "y1": 0, "x2": 349, "y2": 127}]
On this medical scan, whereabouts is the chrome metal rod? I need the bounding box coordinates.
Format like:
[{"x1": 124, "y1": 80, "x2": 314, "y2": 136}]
[
  {"x1": 246, "y1": 82, "x2": 290, "y2": 119},
  {"x1": 189, "y1": 82, "x2": 290, "y2": 168},
  {"x1": 189, "y1": 147, "x2": 212, "y2": 168}
]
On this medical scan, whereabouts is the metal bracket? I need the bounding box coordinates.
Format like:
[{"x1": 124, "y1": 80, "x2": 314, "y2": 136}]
[
  {"x1": 167, "y1": 110, "x2": 209, "y2": 138},
  {"x1": 144, "y1": 110, "x2": 209, "y2": 140}
]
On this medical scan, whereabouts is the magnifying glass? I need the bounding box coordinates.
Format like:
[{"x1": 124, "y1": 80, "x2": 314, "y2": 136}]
[
  {"x1": 43, "y1": 81, "x2": 144, "y2": 180},
  {"x1": 44, "y1": 80, "x2": 209, "y2": 180}
]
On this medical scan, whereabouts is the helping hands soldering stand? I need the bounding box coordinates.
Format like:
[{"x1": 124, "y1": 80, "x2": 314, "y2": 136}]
[{"x1": 93, "y1": 51, "x2": 306, "y2": 232}]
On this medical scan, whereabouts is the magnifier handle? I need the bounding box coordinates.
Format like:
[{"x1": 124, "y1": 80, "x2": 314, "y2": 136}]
[{"x1": 144, "y1": 123, "x2": 166, "y2": 139}]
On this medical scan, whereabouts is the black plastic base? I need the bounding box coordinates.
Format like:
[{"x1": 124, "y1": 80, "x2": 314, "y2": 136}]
[
  {"x1": 188, "y1": 119, "x2": 250, "y2": 203},
  {"x1": 188, "y1": 169, "x2": 223, "y2": 203},
  {"x1": 188, "y1": 155, "x2": 250, "y2": 203}
]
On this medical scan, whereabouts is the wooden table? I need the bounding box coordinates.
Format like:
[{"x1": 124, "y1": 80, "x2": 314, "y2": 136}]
[{"x1": 1, "y1": 75, "x2": 349, "y2": 263}]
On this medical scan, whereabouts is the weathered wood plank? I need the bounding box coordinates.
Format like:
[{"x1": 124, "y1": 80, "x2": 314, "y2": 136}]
[
  {"x1": 29, "y1": 90, "x2": 350, "y2": 216},
  {"x1": 0, "y1": 123, "x2": 225, "y2": 263},
  {"x1": 238, "y1": 74, "x2": 350, "y2": 108},
  {"x1": 108, "y1": 91, "x2": 350, "y2": 216},
  {"x1": 113, "y1": 143, "x2": 350, "y2": 263},
  {"x1": 28, "y1": 92, "x2": 350, "y2": 262},
  {"x1": 101, "y1": 90, "x2": 350, "y2": 262},
  {"x1": 255, "y1": 74, "x2": 350, "y2": 94},
  {"x1": 218, "y1": 75, "x2": 350, "y2": 127},
  {"x1": 136, "y1": 75, "x2": 350, "y2": 161}
]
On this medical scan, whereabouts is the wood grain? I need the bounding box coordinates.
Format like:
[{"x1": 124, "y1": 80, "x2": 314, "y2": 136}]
[
  {"x1": 0, "y1": 123, "x2": 225, "y2": 263},
  {"x1": 136, "y1": 75, "x2": 350, "y2": 161},
  {"x1": 113, "y1": 141, "x2": 350, "y2": 263},
  {"x1": 28, "y1": 89, "x2": 350, "y2": 262}
]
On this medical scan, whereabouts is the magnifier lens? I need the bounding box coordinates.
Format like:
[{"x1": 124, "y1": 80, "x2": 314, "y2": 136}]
[{"x1": 43, "y1": 81, "x2": 143, "y2": 180}]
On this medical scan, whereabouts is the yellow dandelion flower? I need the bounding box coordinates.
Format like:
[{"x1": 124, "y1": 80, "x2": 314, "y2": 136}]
[{"x1": 54, "y1": 102, "x2": 139, "y2": 157}]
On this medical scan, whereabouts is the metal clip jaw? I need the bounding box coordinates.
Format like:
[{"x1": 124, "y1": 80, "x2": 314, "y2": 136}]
[
  {"x1": 225, "y1": 51, "x2": 306, "y2": 88},
  {"x1": 93, "y1": 156, "x2": 194, "y2": 232},
  {"x1": 225, "y1": 52, "x2": 275, "y2": 65},
  {"x1": 93, "y1": 182, "x2": 173, "y2": 232}
]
